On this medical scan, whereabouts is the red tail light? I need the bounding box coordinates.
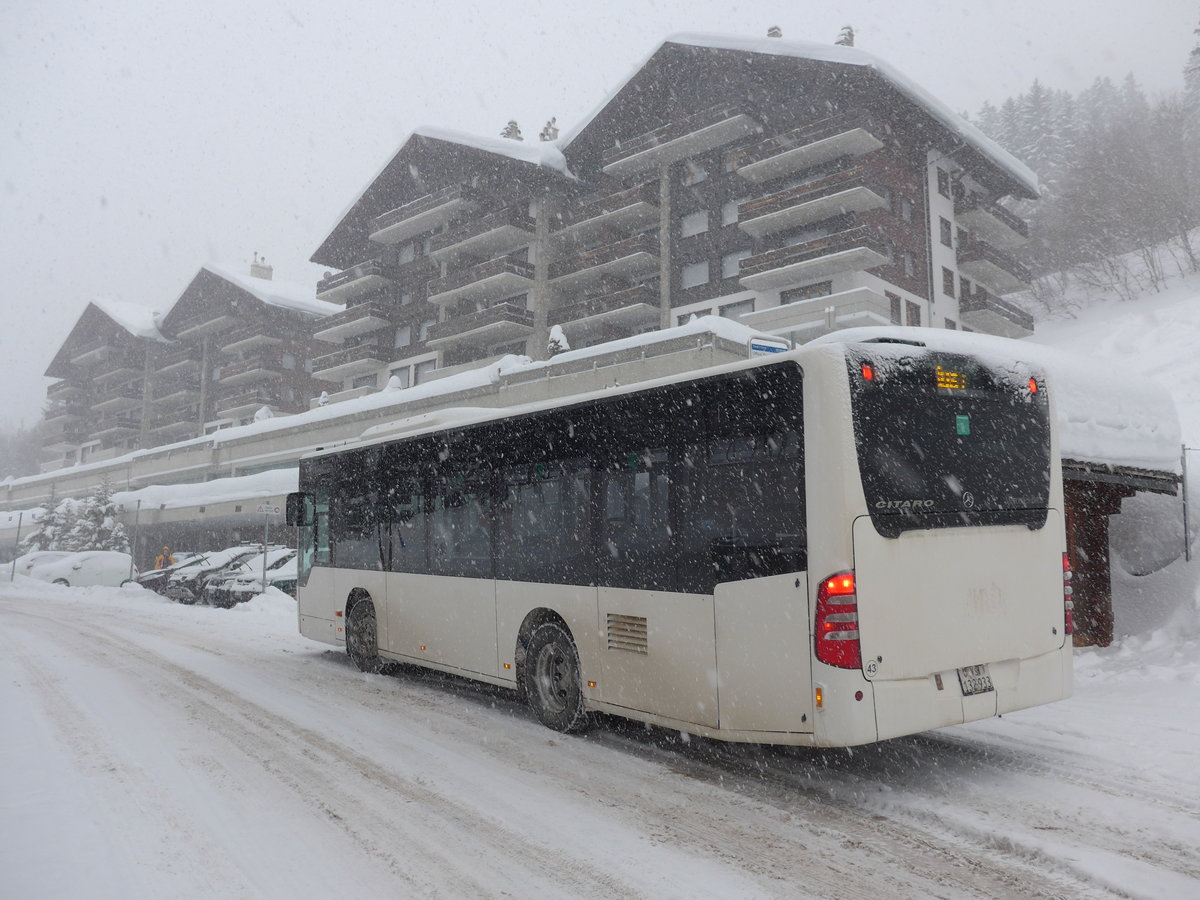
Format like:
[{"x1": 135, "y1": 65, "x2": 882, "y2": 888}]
[
  {"x1": 815, "y1": 571, "x2": 861, "y2": 669},
  {"x1": 1062, "y1": 552, "x2": 1074, "y2": 636}
]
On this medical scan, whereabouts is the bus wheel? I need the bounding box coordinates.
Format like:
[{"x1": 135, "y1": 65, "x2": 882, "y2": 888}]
[
  {"x1": 346, "y1": 601, "x2": 386, "y2": 674},
  {"x1": 524, "y1": 622, "x2": 588, "y2": 734}
]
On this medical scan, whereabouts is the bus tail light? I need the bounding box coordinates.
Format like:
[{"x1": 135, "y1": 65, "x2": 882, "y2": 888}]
[
  {"x1": 815, "y1": 571, "x2": 861, "y2": 669},
  {"x1": 1063, "y1": 552, "x2": 1074, "y2": 636}
]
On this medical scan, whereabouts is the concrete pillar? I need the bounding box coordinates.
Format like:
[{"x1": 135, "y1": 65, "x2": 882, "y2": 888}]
[
  {"x1": 531, "y1": 193, "x2": 553, "y2": 361},
  {"x1": 139, "y1": 347, "x2": 154, "y2": 449},
  {"x1": 658, "y1": 165, "x2": 673, "y2": 330},
  {"x1": 197, "y1": 335, "x2": 211, "y2": 438}
]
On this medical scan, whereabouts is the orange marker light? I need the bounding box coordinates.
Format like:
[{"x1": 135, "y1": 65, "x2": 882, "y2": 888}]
[
  {"x1": 503, "y1": 662, "x2": 511, "y2": 670},
  {"x1": 861, "y1": 363, "x2": 875, "y2": 381},
  {"x1": 815, "y1": 686, "x2": 824, "y2": 709},
  {"x1": 1029, "y1": 377, "x2": 1039, "y2": 393},
  {"x1": 588, "y1": 681, "x2": 597, "y2": 688}
]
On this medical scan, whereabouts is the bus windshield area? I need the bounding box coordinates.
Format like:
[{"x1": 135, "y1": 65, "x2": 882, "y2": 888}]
[{"x1": 848, "y1": 347, "x2": 1051, "y2": 538}]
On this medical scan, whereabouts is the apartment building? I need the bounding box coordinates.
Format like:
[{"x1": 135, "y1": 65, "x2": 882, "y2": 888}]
[
  {"x1": 308, "y1": 33, "x2": 1036, "y2": 401},
  {"x1": 41, "y1": 261, "x2": 341, "y2": 470}
]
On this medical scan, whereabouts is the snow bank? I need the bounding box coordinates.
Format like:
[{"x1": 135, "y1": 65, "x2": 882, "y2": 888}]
[{"x1": 816, "y1": 325, "x2": 1181, "y2": 474}]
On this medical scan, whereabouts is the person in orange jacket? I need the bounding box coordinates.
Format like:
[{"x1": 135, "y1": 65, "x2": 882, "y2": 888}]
[{"x1": 154, "y1": 546, "x2": 175, "y2": 569}]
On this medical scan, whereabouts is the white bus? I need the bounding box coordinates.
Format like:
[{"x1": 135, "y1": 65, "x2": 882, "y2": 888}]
[{"x1": 287, "y1": 336, "x2": 1072, "y2": 747}]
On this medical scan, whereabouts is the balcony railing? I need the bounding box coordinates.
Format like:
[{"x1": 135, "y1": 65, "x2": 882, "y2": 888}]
[
  {"x1": 312, "y1": 298, "x2": 392, "y2": 344},
  {"x1": 957, "y1": 240, "x2": 1032, "y2": 294},
  {"x1": 42, "y1": 426, "x2": 89, "y2": 449},
  {"x1": 959, "y1": 289, "x2": 1034, "y2": 337},
  {"x1": 427, "y1": 206, "x2": 535, "y2": 261},
  {"x1": 732, "y1": 111, "x2": 884, "y2": 182},
  {"x1": 93, "y1": 385, "x2": 145, "y2": 412},
  {"x1": 93, "y1": 356, "x2": 143, "y2": 382},
  {"x1": 955, "y1": 194, "x2": 1030, "y2": 249},
  {"x1": 47, "y1": 380, "x2": 85, "y2": 398},
  {"x1": 369, "y1": 183, "x2": 481, "y2": 245},
  {"x1": 152, "y1": 377, "x2": 200, "y2": 403},
  {"x1": 216, "y1": 352, "x2": 285, "y2": 387},
  {"x1": 214, "y1": 386, "x2": 301, "y2": 417},
  {"x1": 93, "y1": 415, "x2": 141, "y2": 438},
  {"x1": 426, "y1": 303, "x2": 534, "y2": 348},
  {"x1": 548, "y1": 284, "x2": 658, "y2": 331},
  {"x1": 43, "y1": 402, "x2": 89, "y2": 424},
  {"x1": 426, "y1": 256, "x2": 535, "y2": 307},
  {"x1": 68, "y1": 341, "x2": 111, "y2": 366},
  {"x1": 737, "y1": 166, "x2": 889, "y2": 237},
  {"x1": 217, "y1": 324, "x2": 285, "y2": 354},
  {"x1": 549, "y1": 234, "x2": 659, "y2": 290},
  {"x1": 149, "y1": 408, "x2": 198, "y2": 435},
  {"x1": 171, "y1": 309, "x2": 239, "y2": 339},
  {"x1": 601, "y1": 104, "x2": 760, "y2": 177},
  {"x1": 554, "y1": 182, "x2": 659, "y2": 241},
  {"x1": 311, "y1": 342, "x2": 387, "y2": 380},
  {"x1": 739, "y1": 225, "x2": 890, "y2": 291}
]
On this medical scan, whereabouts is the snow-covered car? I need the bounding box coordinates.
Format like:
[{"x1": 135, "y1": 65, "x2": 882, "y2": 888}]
[
  {"x1": 219, "y1": 556, "x2": 299, "y2": 603},
  {"x1": 163, "y1": 545, "x2": 271, "y2": 604},
  {"x1": 7, "y1": 550, "x2": 75, "y2": 580},
  {"x1": 27, "y1": 550, "x2": 136, "y2": 587},
  {"x1": 204, "y1": 548, "x2": 296, "y2": 608}
]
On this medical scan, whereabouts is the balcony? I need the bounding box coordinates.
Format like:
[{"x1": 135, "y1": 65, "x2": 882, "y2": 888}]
[
  {"x1": 426, "y1": 303, "x2": 534, "y2": 350},
  {"x1": 47, "y1": 380, "x2": 85, "y2": 399},
  {"x1": 215, "y1": 386, "x2": 299, "y2": 419},
  {"x1": 68, "y1": 341, "x2": 110, "y2": 366},
  {"x1": 216, "y1": 352, "x2": 285, "y2": 388},
  {"x1": 315, "y1": 259, "x2": 399, "y2": 303},
  {"x1": 93, "y1": 415, "x2": 141, "y2": 440},
  {"x1": 959, "y1": 289, "x2": 1034, "y2": 338},
  {"x1": 601, "y1": 104, "x2": 760, "y2": 177},
  {"x1": 955, "y1": 194, "x2": 1030, "y2": 250},
  {"x1": 217, "y1": 324, "x2": 284, "y2": 354},
  {"x1": 43, "y1": 402, "x2": 88, "y2": 425},
  {"x1": 957, "y1": 240, "x2": 1032, "y2": 294},
  {"x1": 739, "y1": 226, "x2": 890, "y2": 291},
  {"x1": 427, "y1": 207, "x2": 535, "y2": 262},
  {"x1": 93, "y1": 356, "x2": 142, "y2": 383},
  {"x1": 43, "y1": 425, "x2": 88, "y2": 451},
  {"x1": 733, "y1": 112, "x2": 884, "y2": 183},
  {"x1": 149, "y1": 408, "x2": 198, "y2": 439},
  {"x1": 312, "y1": 298, "x2": 392, "y2": 344},
  {"x1": 554, "y1": 182, "x2": 659, "y2": 244},
  {"x1": 549, "y1": 234, "x2": 659, "y2": 292},
  {"x1": 153, "y1": 377, "x2": 201, "y2": 404},
  {"x1": 548, "y1": 284, "x2": 659, "y2": 334},
  {"x1": 739, "y1": 287, "x2": 892, "y2": 336},
  {"x1": 426, "y1": 256, "x2": 535, "y2": 307},
  {"x1": 155, "y1": 347, "x2": 201, "y2": 376},
  {"x1": 93, "y1": 384, "x2": 144, "y2": 413},
  {"x1": 171, "y1": 309, "x2": 239, "y2": 339},
  {"x1": 737, "y1": 167, "x2": 890, "y2": 238},
  {"x1": 311, "y1": 342, "x2": 386, "y2": 381},
  {"x1": 369, "y1": 184, "x2": 480, "y2": 245}
]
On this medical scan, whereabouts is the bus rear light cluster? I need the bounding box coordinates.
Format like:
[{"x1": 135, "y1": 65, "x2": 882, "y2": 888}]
[
  {"x1": 815, "y1": 571, "x2": 861, "y2": 669},
  {"x1": 1063, "y1": 552, "x2": 1074, "y2": 636}
]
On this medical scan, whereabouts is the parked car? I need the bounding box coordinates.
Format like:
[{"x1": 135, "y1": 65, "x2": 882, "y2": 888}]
[
  {"x1": 204, "y1": 548, "x2": 296, "y2": 608},
  {"x1": 8, "y1": 550, "x2": 74, "y2": 580},
  {"x1": 137, "y1": 552, "x2": 216, "y2": 593},
  {"x1": 26, "y1": 550, "x2": 137, "y2": 587},
  {"x1": 163, "y1": 545, "x2": 274, "y2": 604},
  {"x1": 221, "y1": 555, "x2": 299, "y2": 603}
]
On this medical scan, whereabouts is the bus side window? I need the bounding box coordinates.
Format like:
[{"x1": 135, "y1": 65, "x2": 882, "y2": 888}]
[
  {"x1": 496, "y1": 461, "x2": 592, "y2": 585},
  {"x1": 330, "y1": 448, "x2": 384, "y2": 571},
  {"x1": 385, "y1": 474, "x2": 428, "y2": 574},
  {"x1": 429, "y1": 465, "x2": 494, "y2": 579},
  {"x1": 599, "y1": 448, "x2": 672, "y2": 590}
]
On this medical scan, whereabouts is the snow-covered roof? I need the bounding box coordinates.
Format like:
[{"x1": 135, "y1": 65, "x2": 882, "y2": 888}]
[
  {"x1": 112, "y1": 468, "x2": 298, "y2": 512},
  {"x1": 814, "y1": 326, "x2": 1181, "y2": 475},
  {"x1": 91, "y1": 298, "x2": 170, "y2": 343},
  {"x1": 200, "y1": 263, "x2": 342, "y2": 319},
  {"x1": 559, "y1": 33, "x2": 1039, "y2": 198},
  {"x1": 412, "y1": 126, "x2": 573, "y2": 177}
]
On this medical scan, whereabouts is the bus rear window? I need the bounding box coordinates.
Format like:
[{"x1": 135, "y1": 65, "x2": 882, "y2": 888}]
[{"x1": 848, "y1": 348, "x2": 1050, "y2": 537}]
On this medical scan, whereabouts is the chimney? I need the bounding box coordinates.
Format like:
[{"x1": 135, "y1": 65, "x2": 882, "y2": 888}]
[{"x1": 250, "y1": 251, "x2": 273, "y2": 280}]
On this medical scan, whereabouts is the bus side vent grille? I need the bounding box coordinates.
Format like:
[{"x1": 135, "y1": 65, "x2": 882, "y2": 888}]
[{"x1": 606, "y1": 614, "x2": 648, "y2": 654}]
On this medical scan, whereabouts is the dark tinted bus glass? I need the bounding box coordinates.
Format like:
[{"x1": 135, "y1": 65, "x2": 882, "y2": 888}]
[{"x1": 848, "y1": 347, "x2": 1050, "y2": 538}]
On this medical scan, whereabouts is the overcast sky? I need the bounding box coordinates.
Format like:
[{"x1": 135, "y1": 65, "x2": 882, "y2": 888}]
[{"x1": 1, "y1": 0, "x2": 1194, "y2": 431}]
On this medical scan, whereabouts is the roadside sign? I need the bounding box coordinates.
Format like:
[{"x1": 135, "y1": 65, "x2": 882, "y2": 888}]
[
  {"x1": 749, "y1": 336, "x2": 790, "y2": 357},
  {"x1": 256, "y1": 504, "x2": 282, "y2": 516}
]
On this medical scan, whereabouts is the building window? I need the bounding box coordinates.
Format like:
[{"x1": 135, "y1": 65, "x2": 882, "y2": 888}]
[
  {"x1": 722, "y1": 149, "x2": 740, "y2": 173},
  {"x1": 419, "y1": 319, "x2": 436, "y2": 342},
  {"x1": 681, "y1": 261, "x2": 709, "y2": 289},
  {"x1": 940, "y1": 217, "x2": 953, "y2": 247},
  {"x1": 886, "y1": 292, "x2": 902, "y2": 324},
  {"x1": 936, "y1": 167, "x2": 951, "y2": 198},
  {"x1": 681, "y1": 210, "x2": 709, "y2": 237},
  {"x1": 960, "y1": 277, "x2": 973, "y2": 298},
  {"x1": 388, "y1": 367, "x2": 411, "y2": 389},
  {"x1": 942, "y1": 267, "x2": 955, "y2": 296},
  {"x1": 400, "y1": 291, "x2": 414, "y2": 306},
  {"x1": 956, "y1": 227, "x2": 969, "y2": 249},
  {"x1": 281, "y1": 353, "x2": 296, "y2": 370},
  {"x1": 398, "y1": 243, "x2": 416, "y2": 264},
  {"x1": 721, "y1": 250, "x2": 751, "y2": 280},
  {"x1": 414, "y1": 360, "x2": 436, "y2": 384},
  {"x1": 903, "y1": 251, "x2": 915, "y2": 277},
  {"x1": 944, "y1": 318, "x2": 958, "y2": 330},
  {"x1": 394, "y1": 324, "x2": 412, "y2": 348},
  {"x1": 781, "y1": 282, "x2": 833, "y2": 304},
  {"x1": 719, "y1": 298, "x2": 754, "y2": 320},
  {"x1": 720, "y1": 199, "x2": 742, "y2": 226},
  {"x1": 352, "y1": 373, "x2": 377, "y2": 390},
  {"x1": 905, "y1": 300, "x2": 922, "y2": 326},
  {"x1": 681, "y1": 161, "x2": 708, "y2": 185},
  {"x1": 900, "y1": 197, "x2": 913, "y2": 223}
]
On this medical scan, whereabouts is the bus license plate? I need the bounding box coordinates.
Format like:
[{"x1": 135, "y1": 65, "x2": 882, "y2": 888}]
[{"x1": 957, "y1": 664, "x2": 994, "y2": 696}]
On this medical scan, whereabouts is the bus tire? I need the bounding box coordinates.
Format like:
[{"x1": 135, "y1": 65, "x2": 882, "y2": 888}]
[
  {"x1": 524, "y1": 621, "x2": 589, "y2": 734},
  {"x1": 346, "y1": 600, "x2": 386, "y2": 674}
]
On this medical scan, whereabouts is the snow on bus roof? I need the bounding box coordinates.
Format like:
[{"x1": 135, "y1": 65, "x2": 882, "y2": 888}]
[
  {"x1": 559, "y1": 33, "x2": 1039, "y2": 198},
  {"x1": 816, "y1": 326, "x2": 1181, "y2": 474}
]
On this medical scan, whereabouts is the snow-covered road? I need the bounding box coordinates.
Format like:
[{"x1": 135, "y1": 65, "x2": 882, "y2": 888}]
[{"x1": 2, "y1": 581, "x2": 1198, "y2": 899}]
